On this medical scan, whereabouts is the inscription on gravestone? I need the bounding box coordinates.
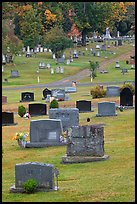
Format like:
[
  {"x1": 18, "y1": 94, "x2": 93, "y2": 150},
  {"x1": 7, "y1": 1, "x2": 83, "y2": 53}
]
[
  {"x1": 26, "y1": 119, "x2": 64, "y2": 148},
  {"x1": 49, "y1": 108, "x2": 79, "y2": 131}
]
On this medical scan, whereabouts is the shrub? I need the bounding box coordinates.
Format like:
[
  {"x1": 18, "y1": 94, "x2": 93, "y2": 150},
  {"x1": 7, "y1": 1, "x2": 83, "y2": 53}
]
[
  {"x1": 18, "y1": 105, "x2": 26, "y2": 117},
  {"x1": 120, "y1": 83, "x2": 135, "y2": 95},
  {"x1": 49, "y1": 99, "x2": 59, "y2": 109},
  {"x1": 90, "y1": 85, "x2": 106, "y2": 98},
  {"x1": 22, "y1": 179, "x2": 38, "y2": 194}
]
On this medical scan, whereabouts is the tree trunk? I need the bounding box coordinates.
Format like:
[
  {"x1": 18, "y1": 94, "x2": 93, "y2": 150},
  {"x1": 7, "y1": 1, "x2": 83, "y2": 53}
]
[{"x1": 81, "y1": 28, "x2": 87, "y2": 46}]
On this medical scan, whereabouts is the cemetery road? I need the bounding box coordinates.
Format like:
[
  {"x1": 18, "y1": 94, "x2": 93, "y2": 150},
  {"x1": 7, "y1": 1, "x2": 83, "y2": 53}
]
[{"x1": 3, "y1": 49, "x2": 134, "y2": 91}]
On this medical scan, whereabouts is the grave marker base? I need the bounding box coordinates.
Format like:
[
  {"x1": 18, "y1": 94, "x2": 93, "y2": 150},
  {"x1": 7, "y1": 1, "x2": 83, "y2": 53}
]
[
  {"x1": 61, "y1": 155, "x2": 109, "y2": 164},
  {"x1": 26, "y1": 141, "x2": 66, "y2": 148},
  {"x1": 10, "y1": 185, "x2": 59, "y2": 193}
]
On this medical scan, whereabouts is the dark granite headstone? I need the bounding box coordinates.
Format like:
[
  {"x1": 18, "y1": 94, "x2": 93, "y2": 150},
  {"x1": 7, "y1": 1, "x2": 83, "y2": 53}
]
[
  {"x1": 120, "y1": 87, "x2": 133, "y2": 106},
  {"x1": 20, "y1": 92, "x2": 34, "y2": 102},
  {"x1": 2, "y1": 112, "x2": 16, "y2": 126},
  {"x1": 29, "y1": 103, "x2": 47, "y2": 116},
  {"x1": 2, "y1": 96, "x2": 7, "y2": 104},
  {"x1": 43, "y1": 88, "x2": 52, "y2": 99},
  {"x1": 76, "y1": 100, "x2": 93, "y2": 112}
]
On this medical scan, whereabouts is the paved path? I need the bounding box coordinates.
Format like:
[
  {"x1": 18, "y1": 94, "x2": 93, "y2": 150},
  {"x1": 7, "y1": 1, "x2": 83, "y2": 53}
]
[{"x1": 3, "y1": 49, "x2": 134, "y2": 91}]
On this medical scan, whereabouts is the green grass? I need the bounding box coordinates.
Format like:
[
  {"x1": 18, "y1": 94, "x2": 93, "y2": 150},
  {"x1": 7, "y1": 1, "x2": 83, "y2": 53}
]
[
  {"x1": 2, "y1": 41, "x2": 134, "y2": 87},
  {"x1": 2, "y1": 42, "x2": 135, "y2": 202},
  {"x1": 2, "y1": 90, "x2": 135, "y2": 202}
]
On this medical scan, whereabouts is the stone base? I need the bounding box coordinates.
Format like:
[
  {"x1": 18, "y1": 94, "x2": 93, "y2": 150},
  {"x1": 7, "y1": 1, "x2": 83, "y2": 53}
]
[
  {"x1": 61, "y1": 155, "x2": 109, "y2": 164},
  {"x1": 79, "y1": 110, "x2": 94, "y2": 113},
  {"x1": 96, "y1": 114, "x2": 117, "y2": 117},
  {"x1": 10, "y1": 185, "x2": 59, "y2": 193},
  {"x1": 26, "y1": 142, "x2": 66, "y2": 148}
]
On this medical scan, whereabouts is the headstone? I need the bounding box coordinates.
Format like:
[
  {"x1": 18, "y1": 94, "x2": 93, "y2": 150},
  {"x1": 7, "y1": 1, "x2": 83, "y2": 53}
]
[
  {"x1": 117, "y1": 31, "x2": 120, "y2": 38},
  {"x1": 130, "y1": 56, "x2": 135, "y2": 65},
  {"x1": 2, "y1": 112, "x2": 16, "y2": 126},
  {"x1": 2, "y1": 54, "x2": 6, "y2": 64},
  {"x1": 65, "y1": 87, "x2": 77, "y2": 93},
  {"x1": 44, "y1": 48, "x2": 48, "y2": 52},
  {"x1": 47, "y1": 63, "x2": 51, "y2": 69},
  {"x1": 43, "y1": 88, "x2": 52, "y2": 99},
  {"x1": 40, "y1": 47, "x2": 43, "y2": 52},
  {"x1": 104, "y1": 27, "x2": 112, "y2": 39},
  {"x1": 51, "y1": 68, "x2": 54, "y2": 74},
  {"x1": 66, "y1": 59, "x2": 70, "y2": 65},
  {"x1": 10, "y1": 70, "x2": 20, "y2": 77},
  {"x1": 20, "y1": 92, "x2": 34, "y2": 102},
  {"x1": 39, "y1": 62, "x2": 46, "y2": 69},
  {"x1": 115, "y1": 61, "x2": 120, "y2": 68},
  {"x1": 96, "y1": 44, "x2": 101, "y2": 49},
  {"x1": 49, "y1": 108, "x2": 79, "y2": 131},
  {"x1": 56, "y1": 67, "x2": 60, "y2": 74},
  {"x1": 62, "y1": 124, "x2": 109, "y2": 163},
  {"x1": 10, "y1": 162, "x2": 59, "y2": 193},
  {"x1": 26, "y1": 119, "x2": 64, "y2": 147},
  {"x1": 29, "y1": 103, "x2": 47, "y2": 116},
  {"x1": 100, "y1": 70, "x2": 108, "y2": 74},
  {"x1": 2, "y1": 96, "x2": 7, "y2": 104},
  {"x1": 118, "y1": 39, "x2": 122, "y2": 46},
  {"x1": 121, "y1": 68, "x2": 128, "y2": 74},
  {"x1": 97, "y1": 51, "x2": 101, "y2": 57},
  {"x1": 52, "y1": 53, "x2": 56, "y2": 59},
  {"x1": 120, "y1": 87, "x2": 133, "y2": 107},
  {"x1": 51, "y1": 89, "x2": 65, "y2": 101},
  {"x1": 106, "y1": 86, "x2": 120, "y2": 97},
  {"x1": 96, "y1": 102, "x2": 117, "y2": 117},
  {"x1": 76, "y1": 100, "x2": 93, "y2": 112},
  {"x1": 60, "y1": 67, "x2": 64, "y2": 74},
  {"x1": 57, "y1": 57, "x2": 65, "y2": 63},
  {"x1": 101, "y1": 44, "x2": 107, "y2": 51}
]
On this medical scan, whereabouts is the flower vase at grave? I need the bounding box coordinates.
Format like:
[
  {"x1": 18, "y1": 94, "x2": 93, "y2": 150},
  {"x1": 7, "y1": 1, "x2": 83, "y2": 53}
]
[{"x1": 17, "y1": 140, "x2": 26, "y2": 148}]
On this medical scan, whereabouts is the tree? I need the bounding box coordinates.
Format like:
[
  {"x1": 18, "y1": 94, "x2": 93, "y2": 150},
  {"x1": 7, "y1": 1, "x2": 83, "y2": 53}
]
[
  {"x1": 43, "y1": 26, "x2": 73, "y2": 58},
  {"x1": 19, "y1": 6, "x2": 42, "y2": 48},
  {"x1": 2, "y1": 19, "x2": 23, "y2": 61}
]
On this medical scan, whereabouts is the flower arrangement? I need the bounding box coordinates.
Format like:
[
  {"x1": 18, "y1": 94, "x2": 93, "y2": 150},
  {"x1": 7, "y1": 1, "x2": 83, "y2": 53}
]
[
  {"x1": 12, "y1": 132, "x2": 29, "y2": 148},
  {"x1": 12, "y1": 132, "x2": 29, "y2": 141},
  {"x1": 119, "y1": 105, "x2": 124, "y2": 112}
]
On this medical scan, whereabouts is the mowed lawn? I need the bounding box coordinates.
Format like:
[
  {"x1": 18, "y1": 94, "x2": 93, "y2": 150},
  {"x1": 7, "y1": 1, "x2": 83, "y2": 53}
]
[
  {"x1": 2, "y1": 42, "x2": 135, "y2": 202},
  {"x1": 2, "y1": 88, "x2": 135, "y2": 202}
]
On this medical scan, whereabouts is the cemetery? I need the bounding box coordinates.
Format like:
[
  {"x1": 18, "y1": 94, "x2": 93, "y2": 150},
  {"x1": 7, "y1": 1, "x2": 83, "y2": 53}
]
[{"x1": 2, "y1": 2, "x2": 135, "y2": 202}]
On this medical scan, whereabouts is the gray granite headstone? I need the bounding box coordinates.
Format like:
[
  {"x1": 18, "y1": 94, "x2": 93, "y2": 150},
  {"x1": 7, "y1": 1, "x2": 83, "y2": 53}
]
[
  {"x1": 26, "y1": 119, "x2": 64, "y2": 148},
  {"x1": 96, "y1": 102, "x2": 117, "y2": 117},
  {"x1": 51, "y1": 89, "x2": 65, "y2": 101},
  {"x1": 62, "y1": 125, "x2": 109, "y2": 163},
  {"x1": 106, "y1": 86, "x2": 120, "y2": 97},
  {"x1": 10, "y1": 70, "x2": 20, "y2": 77},
  {"x1": 10, "y1": 162, "x2": 58, "y2": 192},
  {"x1": 65, "y1": 87, "x2": 77, "y2": 93},
  {"x1": 49, "y1": 108, "x2": 79, "y2": 131}
]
